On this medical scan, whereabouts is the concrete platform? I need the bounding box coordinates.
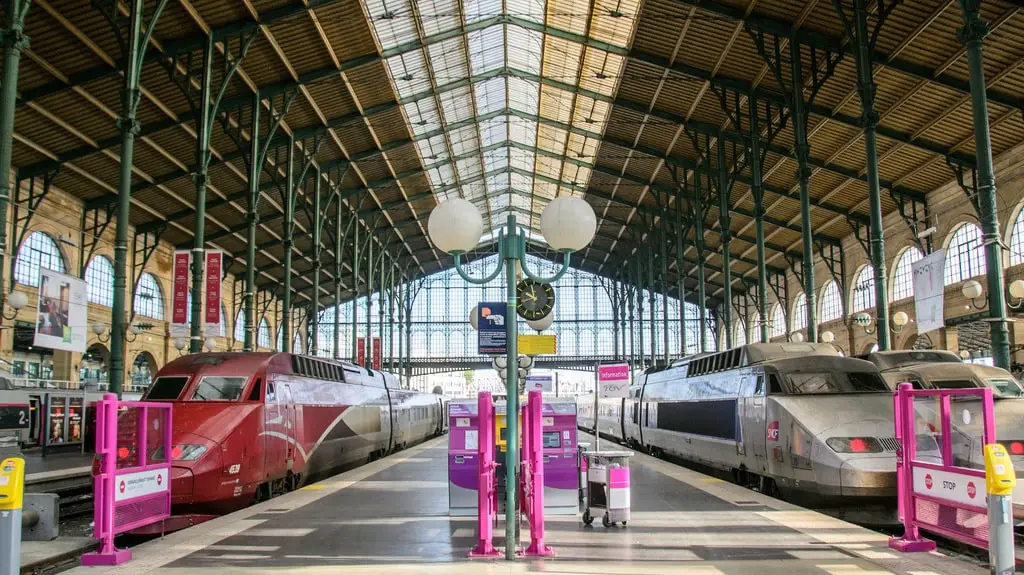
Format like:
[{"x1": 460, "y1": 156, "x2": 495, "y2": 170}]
[
  {"x1": 22, "y1": 450, "x2": 93, "y2": 485},
  {"x1": 60, "y1": 436, "x2": 986, "y2": 575}
]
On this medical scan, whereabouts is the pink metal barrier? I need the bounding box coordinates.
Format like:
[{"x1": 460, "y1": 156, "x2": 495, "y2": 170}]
[
  {"x1": 82, "y1": 394, "x2": 173, "y2": 566},
  {"x1": 889, "y1": 382, "x2": 994, "y2": 552},
  {"x1": 521, "y1": 390, "x2": 554, "y2": 556},
  {"x1": 469, "y1": 391, "x2": 500, "y2": 558}
]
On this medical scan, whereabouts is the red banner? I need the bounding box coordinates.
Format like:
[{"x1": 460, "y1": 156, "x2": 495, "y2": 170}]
[
  {"x1": 372, "y1": 337, "x2": 381, "y2": 370},
  {"x1": 204, "y1": 251, "x2": 221, "y2": 334},
  {"x1": 171, "y1": 252, "x2": 189, "y2": 327},
  {"x1": 356, "y1": 337, "x2": 365, "y2": 366}
]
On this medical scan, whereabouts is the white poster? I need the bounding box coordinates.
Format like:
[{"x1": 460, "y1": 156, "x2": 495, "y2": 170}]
[
  {"x1": 115, "y1": 468, "x2": 169, "y2": 502},
  {"x1": 912, "y1": 249, "x2": 946, "y2": 334},
  {"x1": 525, "y1": 374, "x2": 553, "y2": 392},
  {"x1": 33, "y1": 269, "x2": 88, "y2": 353}
]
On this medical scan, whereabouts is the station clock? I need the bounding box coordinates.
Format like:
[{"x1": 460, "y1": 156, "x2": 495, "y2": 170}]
[{"x1": 515, "y1": 279, "x2": 555, "y2": 321}]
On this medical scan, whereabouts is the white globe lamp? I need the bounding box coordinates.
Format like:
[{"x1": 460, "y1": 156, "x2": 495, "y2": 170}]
[
  {"x1": 961, "y1": 279, "x2": 983, "y2": 300},
  {"x1": 540, "y1": 196, "x2": 596, "y2": 252},
  {"x1": 820, "y1": 330, "x2": 835, "y2": 343},
  {"x1": 469, "y1": 305, "x2": 479, "y2": 330},
  {"x1": 1009, "y1": 279, "x2": 1024, "y2": 301},
  {"x1": 7, "y1": 290, "x2": 27, "y2": 311},
  {"x1": 173, "y1": 338, "x2": 187, "y2": 351},
  {"x1": 892, "y1": 311, "x2": 909, "y2": 328},
  {"x1": 526, "y1": 311, "x2": 554, "y2": 332},
  {"x1": 92, "y1": 322, "x2": 107, "y2": 336},
  {"x1": 790, "y1": 331, "x2": 804, "y2": 343},
  {"x1": 204, "y1": 337, "x2": 217, "y2": 351},
  {"x1": 428, "y1": 198, "x2": 484, "y2": 253}
]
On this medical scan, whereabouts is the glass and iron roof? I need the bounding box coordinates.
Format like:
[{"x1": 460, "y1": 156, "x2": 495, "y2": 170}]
[{"x1": 364, "y1": 0, "x2": 640, "y2": 240}]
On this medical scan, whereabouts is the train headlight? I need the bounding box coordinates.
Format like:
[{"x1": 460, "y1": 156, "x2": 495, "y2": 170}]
[
  {"x1": 171, "y1": 445, "x2": 208, "y2": 461},
  {"x1": 826, "y1": 437, "x2": 883, "y2": 454}
]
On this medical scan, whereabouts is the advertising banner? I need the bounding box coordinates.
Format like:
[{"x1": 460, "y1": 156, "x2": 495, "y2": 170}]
[
  {"x1": 34, "y1": 269, "x2": 87, "y2": 353},
  {"x1": 171, "y1": 251, "x2": 189, "y2": 338},
  {"x1": 47, "y1": 395, "x2": 66, "y2": 445},
  {"x1": 477, "y1": 302, "x2": 507, "y2": 354},
  {"x1": 912, "y1": 249, "x2": 946, "y2": 334},
  {"x1": 372, "y1": 337, "x2": 381, "y2": 370},
  {"x1": 204, "y1": 250, "x2": 222, "y2": 336},
  {"x1": 597, "y1": 363, "x2": 631, "y2": 398},
  {"x1": 356, "y1": 337, "x2": 366, "y2": 366},
  {"x1": 68, "y1": 396, "x2": 84, "y2": 443}
]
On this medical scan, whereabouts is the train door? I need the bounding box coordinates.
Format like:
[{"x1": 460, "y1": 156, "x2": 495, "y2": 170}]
[
  {"x1": 263, "y1": 381, "x2": 288, "y2": 480},
  {"x1": 384, "y1": 389, "x2": 396, "y2": 454},
  {"x1": 764, "y1": 371, "x2": 795, "y2": 488},
  {"x1": 281, "y1": 383, "x2": 299, "y2": 472},
  {"x1": 740, "y1": 372, "x2": 767, "y2": 473}
]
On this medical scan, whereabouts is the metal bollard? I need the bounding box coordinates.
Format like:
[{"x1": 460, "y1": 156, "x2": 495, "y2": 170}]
[
  {"x1": 984, "y1": 444, "x2": 1016, "y2": 575},
  {"x1": 0, "y1": 457, "x2": 25, "y2": 575}
]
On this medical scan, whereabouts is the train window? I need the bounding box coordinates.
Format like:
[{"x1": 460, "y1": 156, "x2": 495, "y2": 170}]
[
  {"x1": 754, "y1": 375, "x2": 764, "y2": 395},
  {"x1": 267, "y1": 382, "x2": 276, "y2": 402},
  {"x1": 191, "y1": 377, "x2": 248, "y2": 401},
  {"x1": 146, "y1": 376, "x2": 189, "y2": 400},
  {"x1": 248, "y1": 378, "x2": 263, "y2": 401},
  {"x1": 988, "y1": 378, "x2": 1024, "y2": 398},
  {"x1": 768, "y1": 374, "x2": 783, "y2": 394},
  {"x1": 785, "y1": 371, "x2": 889, "y2": 394}
]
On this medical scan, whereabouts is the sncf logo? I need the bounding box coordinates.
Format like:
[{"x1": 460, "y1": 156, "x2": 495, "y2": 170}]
[{"x1": 766, "y1": 421, "x2": 780, "y2": 442}]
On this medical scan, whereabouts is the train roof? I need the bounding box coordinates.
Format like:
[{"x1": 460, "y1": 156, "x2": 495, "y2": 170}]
[
  {"x1": 158, "y1": 352, "x2": 397, "y2": 388},
  {"x1": 856, "y1": 350, "x2": 962, "y2": 371},
  {"x1": 666, "y1": 343, "x2": 839, "y2": 377}
]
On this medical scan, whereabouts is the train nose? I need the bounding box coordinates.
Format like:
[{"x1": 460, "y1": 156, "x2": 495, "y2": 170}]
[{"x1": 839, "y1": 456, "x2": 897, "y2": 497}]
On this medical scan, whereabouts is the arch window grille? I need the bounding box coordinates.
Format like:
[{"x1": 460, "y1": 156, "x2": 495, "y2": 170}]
[
  {"x1": 134, "y1": 273, "x2": 164, "y2": 320},
  {"x1": 851, "y1": 267, "x2": 875, "y2": 313},
  {"x1": 891, "y1": 248, "x2": 923, "y2": 302},
  {"x1": 819, "y1": 281, "x2": 842, "y2": 323},
  {"x1": 944, "y1": 224, "x2": 986, "y2": 285},
  {"x1": 85, "y1": 256, "x2": 114, "y2": 307},
  {"x1": 792, "y1": 293, "x2": 808, "y2": 331},
  {"x1": 15, "y1": 232, "x2": 65, "y2": 287}
]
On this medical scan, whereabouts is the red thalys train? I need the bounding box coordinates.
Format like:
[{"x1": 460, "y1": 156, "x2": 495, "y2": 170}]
[{"x1": 106, "y1": 352, "x2": 445, "y2": 532}]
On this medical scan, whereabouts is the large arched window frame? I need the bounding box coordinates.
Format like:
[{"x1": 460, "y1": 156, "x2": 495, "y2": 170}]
[
  {"x1": 234, "y1": 310, "x2": 246, "y2": 343},
  {"x1": 133, "y1": 273, "x2": 165, "y2": 320},
  {"x1": 891, "y1": 247, "x2": 923, "y2": 302},
  {"x1": 1010, "y1": 204, "x2": 1024, "y2": 267},
  {"x1": 819, "y1": 281, "x2": 842, "y2": 323},
  {"x1": 292, "y1": 332, "x2": 304, "y2": 355},
  {"x1": 792, "y1": 292, "x2": 808, "y2": 331},
  {"x1": 84, "y1": 255, "x2": 115, "y2": 307},
  {"x1": 770, "y1": 304, "x2": 786, "y2": 338},
  {"x1": 850, "y1": 266, "x2": 875, "y2": 313},
  {"x1": 14, "y1": 232, "x2": 66, "y2": 287},
  {"x1": 734, "y1": 319, "x2": 747, "y2": 347},
  {"x1": 944, "y1": 223, "x2": 986, "y2": 285},
  {"x1": 258, "y1": 318, "x2": 272, "y2": 349}
]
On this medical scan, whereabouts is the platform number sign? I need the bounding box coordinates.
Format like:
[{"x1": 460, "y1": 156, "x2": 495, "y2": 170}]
[{"x1": 0, "y1": 405, "x2": 29, "y2": 429}]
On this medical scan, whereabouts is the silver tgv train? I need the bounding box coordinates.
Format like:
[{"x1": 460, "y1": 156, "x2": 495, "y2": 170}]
[
  {"x1": 860, "y1": 349, "x2": 1024, "y2": 520},
  {"x1": 579, "y1": 343, "x2": 909, "y2": 523}
]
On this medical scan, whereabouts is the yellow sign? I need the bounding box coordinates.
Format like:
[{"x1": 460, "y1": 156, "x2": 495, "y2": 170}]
[
  {"x1": 0, "y1": 457, "x2": 25, "y2": 510},
  {"x1": 518, "y1": 334, "x2": 556, "y2": 355}
]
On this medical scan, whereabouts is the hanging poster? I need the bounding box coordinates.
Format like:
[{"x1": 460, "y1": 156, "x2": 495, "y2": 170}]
[
  {"x1": 204, "y1": 250, "x2": 222, "y2": 337},
  {"x1": 477, "y1": 302, "x2": 507, "y2": 355},
  {"x1": 170, "y1": 251, "x2": 189, "y2": 339},
  {"x1": 68, "y1": 396, "x2": 84, "y2": 443},
  {"x1": 34, "y1": 269, "x2": 87, "y2": 353},
  {"x1": 356, "y1": 337, "x2": 366, "y2": 366},
  {"x1": 372, "y1": 337, "x2": 381, "y2": 370},
  {"x1": 912, "y1": 249, "x2": 946, "y2": 334},
  {"x1": 47, "y1": 395, "x2": 66, "y2": 445},
  {"x1": 597, "y1": 363, "x2": 631, "y2": 398}
]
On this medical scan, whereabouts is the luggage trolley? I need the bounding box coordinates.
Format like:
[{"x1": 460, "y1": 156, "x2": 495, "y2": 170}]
[{"x1": 581, "y1": 450, "x2": 633, "y2": 527}]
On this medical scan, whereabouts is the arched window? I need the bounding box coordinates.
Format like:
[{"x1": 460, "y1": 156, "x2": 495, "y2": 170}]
[
  {"x1": 134, "y1": 273, "x2": 164, "y2": 320},
  {"x1": 819, "y1": 281, "x2": 842, "y2": 323},
  {"x1": 258, "y1": 318, "x2": 271, "y2": 349},
  {"x1": 891, "y1": 247, "x2": 923, "y2": 302},
  {"x1": 85, "y1": 256, "x2": 114, "y2": 307},
  {"x1": 1011, "y1": 205, "x2": 1024, "y2": 266},
  {"x1": 851, "y1": 266, "x2": 875, "y2": 313},
  {"x1": 233, "y1": 310, "x2": 246, "y2": 343},
  {"x1": 945, "y1": 223, "x2": 985, "y2": 285},
  {"x1": 276, "y1": 327, "x2": 284, "y2": 352},
  {"x1": 792, "y1": 292, "x2": 807, "y2": 331},
  {"x1": 292, "y1": 332, "x2": 303, "y2": 355},
  {"x1": 15, "y1": 232, "x2": 65, "y2": 287},
  {"x1": 734, "y1": 319, "x2": 747, "y2": 347},
  {"x1": 770, "y1": 304, "x2": 786, "y2": 337}
]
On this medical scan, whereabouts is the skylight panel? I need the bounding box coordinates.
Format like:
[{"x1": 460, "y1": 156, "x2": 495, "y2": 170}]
[
  {"x1": 456, "y1": 157, "x2": 483, "y2": 180},
  {"x1": 510, "y1": 148, "x2": 534, "y2": 172},
  {"x1": 535, "y1": 155, "x2": 562, "y2": 180},
  {"x1": 464, "y1": 0, "x2": 501, "y2": 24},
  {"x1": 427, "y1": 37, "x2": 468, "y2": 83},
  {"x1": 509, "y1": 171, "x2": 533, "y2": 191},
  {"x1": 483, "y1": 147, "x2": 509, "y2": 172},
  {"x1": 541, "y1": 36, "x2": 582, "y2": 80},
  {"x1": 479, "y1": 115, "x2": 508, "y2": 147},
  {"x1": 534, "y1": 180, "x2": 557, "y2": 198},
  {"x1": 562, "y1": 163, "x2": 591, "y2": 188},
  {"x1": 403, "y1": 100, "x2": 442, "y2": 136},
  {"x1": 467, "y1": 25, "x2": 504, "y2": 76},
  {"x1": 579, "y1": 48, "x2": 623, "y2": 97},
  {"x1": 508, "y1": 0, "x2": 545, "y2": 24},
  {"x1": 536, "y1": 124, "x2": 568, "y2": 153},
  {"x1": 590, "y1": 0, "x2": 640, "y2": 48},
  {"x1": 539, "y1": 84, "x2": 573, "y2": 124},
  {"x1": 566, "y1": 131, "x2": 599, "y2": 164},
  {"x1": 506, "y1": 26, "x2": 543, "y2": 75},
  {"x1": 439, "y1": 86, "x2": 475, "y2": 124},
  {"x1": 546, "y1": 0, "x2": 589, "y2": 36},
  {"x1": 416, "y1": 0, "x2": 461, "y2": 36},
  {"x1": 510, "y1": 117, "x2": 537, "y2": 146},
  {"x1": 416, "y1": 133, "x2": 449, "y2": 164},
  {"x1": 463, "y1": 182, "x2": 486, "y2": 200},
  {"x1": 511, "y1": 192, "x2": 531, "y2": 211},
  {"x1": 366, "y1": 0, "x2": 417, "y2": 50},
  {"x1": 474, "y1": 76, "x2": 506, "y2": 115},
  {"x1": 486, "y1": 172, "x2": 510, "y2": 194},
  {"x1": 573, "y1": 94, "x2": 611, "y2": 131},
  {"x1": 448, "y1": 124, "x2": 479, "y2": 156},
  {"x1": 428, "y1": 164, "x2": 457, "y2": 186},
  {"x1": 508, "y1": 77, "x2": 540, "y2": 115},
  {"x1": 387, "y1": 52, "x2": 430, "y2": 100}
]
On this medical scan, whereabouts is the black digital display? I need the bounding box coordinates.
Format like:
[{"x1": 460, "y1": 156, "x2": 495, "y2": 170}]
[{"x1": 0, "y1": 405, "x2": 29, "y2": 429}]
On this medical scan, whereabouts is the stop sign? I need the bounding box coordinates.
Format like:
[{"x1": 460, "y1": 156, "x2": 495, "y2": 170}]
[
  {"x1": 924, "y1": 474, "x2": 933, "y2": 490},
  {"x1": 967, "y1": 481, "x2": 977, "y2": 499}
]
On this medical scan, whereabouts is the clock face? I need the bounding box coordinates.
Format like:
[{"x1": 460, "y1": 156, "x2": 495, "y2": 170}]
[{"x1": 516, "y1": 280, "x2": 555, "y2": 321}]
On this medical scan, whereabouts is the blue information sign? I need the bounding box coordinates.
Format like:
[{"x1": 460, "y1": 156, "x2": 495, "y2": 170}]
[{"x1": 477, "y1": 302, "x2": 508, "y2": 355}]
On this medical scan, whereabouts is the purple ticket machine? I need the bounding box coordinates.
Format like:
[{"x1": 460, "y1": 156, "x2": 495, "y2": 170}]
[
  {"x1": 541, "y1": 400, "x2": 579, "y2": 515},
  {"x1": 448, "y1": 399, "x2": 481, "y2": 517}
]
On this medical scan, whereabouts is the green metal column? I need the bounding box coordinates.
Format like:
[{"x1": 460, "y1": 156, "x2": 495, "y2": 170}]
[
  {"x1": 789, "y1": 41, "x2": 817, "y2": 342},
  {"x1": 848, "y1": 0, "x2": 891, "y2": 349},
  {"x1": 503, "y1": 217, "x2": 519, "y2": 560},
  {"x1": 647, "y1": 248, "x2": 656, "y2": 361},
  {"x1": 188, "y1": 37, "x2": 214, "y2": 353},
  {"x1": 627, "y1": 281, "x2": 635, "y2": 364},
  {"x1": 694, "y1": 168, "x2": 708, "y2": 352},
  {"x1": 749, "y1": 97, "x2": 770, "y2": 343},
  {"x1": 333, "y1": 202, "x2": 342, "y2": 358},
  {"x1": 403, "y1": 279, "x2": 412, "y2": 382},
  {"x1": 282, "y1": 136, "x2": 295, "y2": 353},
  {"x1": 635, "y1": 258, "x2": 645, "y2": 366},
  {"x1": 718, "y1": 138, "x2": 733, "y2": 349},
  {"x1": 352, "y1": 202, "x2": 360, "y2": 362},
  {"x1": 0, "y1": 0, "x2": 31, "y2": 316},
  {"x1": 675, "y1": 193, "x2": 687, "y2": 354},
  {"x1": 310, "y1": 170, "x2": 322, "y2": 356},
  {"x1": 365, "y1": 229, "x2": 374, "y2": 366},
  {"x1": 244, "y1": 92, "x2": 260, "y2": 352},
  {"x1": 959, "y1": 0, "x2": 1010, "y2": 369},
  {"x1": 660, "y1": 227, "x2": 669, "y2": 361},
  {"x1": 110, "y1": 0, "x2": 167, "y2": 395}
]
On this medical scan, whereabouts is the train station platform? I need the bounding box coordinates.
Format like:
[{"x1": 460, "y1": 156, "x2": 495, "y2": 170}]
[
  {"x1": 63, "y1": 436, "x2": 985, "y2": 575},
  {"x1": 22, "y1": 449, "x2": 93, "y2": 488}
]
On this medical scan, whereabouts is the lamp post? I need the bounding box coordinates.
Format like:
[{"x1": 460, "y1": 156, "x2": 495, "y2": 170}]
[{"x1": 428, "y1": 197, "x2": 595, "y2": 559}]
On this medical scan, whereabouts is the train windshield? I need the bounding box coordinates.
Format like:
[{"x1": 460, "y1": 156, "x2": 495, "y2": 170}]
[
  {"x1": 190, "y1": 377, "x2": 248, "y2": 401},
  {"x1": 785, "y1": 371, "x2": 889, "y2": 394},
  {"x1": 988, "y1": 378, "x2": 1024, "y2": 398},
  {"x1": 145, "y1": 376, "x2": 189, "y2": 400}
]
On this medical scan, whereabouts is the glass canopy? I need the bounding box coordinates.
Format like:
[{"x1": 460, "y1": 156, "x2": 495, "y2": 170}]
[{"x1": 364, "y1": 0, "x2": 639, "y2": 237}]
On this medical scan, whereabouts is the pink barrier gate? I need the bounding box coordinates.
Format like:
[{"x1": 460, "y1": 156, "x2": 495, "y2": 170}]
[
  {"x1": 521, "y1": 390, "x2": 554, "y2": 556},
  {"x1": 469, "y1": 392, "x2": 500, "y2": 558},
  {"x1": 889, "y1": 382, "x2": 994, "y2": 552},
  {"x1": 82, "y1": 393, "x2": 173, "y2": 566}
]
